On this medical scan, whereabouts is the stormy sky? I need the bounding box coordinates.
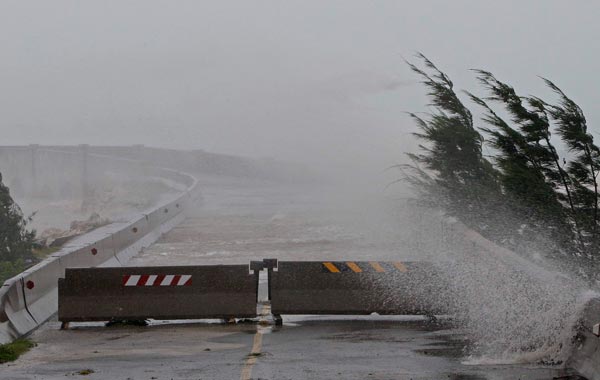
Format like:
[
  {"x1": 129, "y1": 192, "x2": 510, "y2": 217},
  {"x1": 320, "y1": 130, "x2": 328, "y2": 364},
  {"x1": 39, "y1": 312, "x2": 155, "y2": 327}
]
[{"x1": 1, "y1": 0, "x2": 599, "y2": 173}]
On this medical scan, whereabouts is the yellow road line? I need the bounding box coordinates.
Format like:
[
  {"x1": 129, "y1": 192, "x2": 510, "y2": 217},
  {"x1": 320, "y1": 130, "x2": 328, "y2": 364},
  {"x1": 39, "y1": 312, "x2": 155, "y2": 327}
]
[
  {"x1": 346, "y1": 262, "x2": 362, "y2": 273},
  {"x1": 240, "y1": 332, "x2": 263, "y2": 380},
  {"x1": 393, "y1": 262, "x2": 408, "y2": 272},
  {"x1": 240, "y1": 304, "x2": 267, "y2": 380},
  {"x1": 323, "y1": 262, "x2": 340, "y2": 273},
  {"x1": 369, "y1": 261, "x2": 386, "y2": 272}
]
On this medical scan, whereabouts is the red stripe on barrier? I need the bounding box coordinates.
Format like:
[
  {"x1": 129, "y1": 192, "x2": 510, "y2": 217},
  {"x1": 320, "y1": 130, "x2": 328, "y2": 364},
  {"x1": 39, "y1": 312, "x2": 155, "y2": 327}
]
[
  {"x1": 121, "y1": 274, "x2": 192, "y2": 286},
  {"x1": 139, "y1": 274, "x2": 150, "y2": 286},
  {"x1": 172, "y1": 275, "x2": 181, "y2": 286}
]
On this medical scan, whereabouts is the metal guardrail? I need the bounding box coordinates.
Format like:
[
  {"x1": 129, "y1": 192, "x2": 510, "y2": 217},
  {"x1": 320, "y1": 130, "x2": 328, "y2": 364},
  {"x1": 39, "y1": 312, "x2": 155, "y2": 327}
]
[{"x1": 0, "y1": 147, "x2": 200, "y2": 344}]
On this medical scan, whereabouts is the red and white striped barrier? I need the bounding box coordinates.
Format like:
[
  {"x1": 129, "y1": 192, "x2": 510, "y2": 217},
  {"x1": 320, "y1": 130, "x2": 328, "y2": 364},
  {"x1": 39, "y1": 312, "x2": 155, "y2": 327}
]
[{"x1": 122, "y1": 274, "x2": 192, "y2": 287}]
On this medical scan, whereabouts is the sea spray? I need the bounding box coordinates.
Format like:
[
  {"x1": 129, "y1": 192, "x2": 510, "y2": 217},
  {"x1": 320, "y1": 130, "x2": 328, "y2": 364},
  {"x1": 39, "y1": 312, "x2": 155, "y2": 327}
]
[
  {"x1": 439, "y1": 220, "x2": 592, "y2": 364},
  {"x1": 372, "y1": 208, "x2": 594, "y2": 365}
]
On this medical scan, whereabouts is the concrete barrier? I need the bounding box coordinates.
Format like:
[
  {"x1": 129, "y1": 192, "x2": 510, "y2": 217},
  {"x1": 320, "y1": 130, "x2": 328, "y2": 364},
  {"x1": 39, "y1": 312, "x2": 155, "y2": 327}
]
[
  {"x1": 0, "y1": 278, "x2": 36, "y2": 341},
  {"x1": 19, "y1": 258, "x2": 64, "y2": 326},
  {"x1": 0, "y1": 147, "x2": 200, "y2": 344},
  {"x1": 58, "y1": 265, "x2": 258, "y2": 322},
  {"x1": 270, "y1": 260, "x2": 447, "y2": 318}
]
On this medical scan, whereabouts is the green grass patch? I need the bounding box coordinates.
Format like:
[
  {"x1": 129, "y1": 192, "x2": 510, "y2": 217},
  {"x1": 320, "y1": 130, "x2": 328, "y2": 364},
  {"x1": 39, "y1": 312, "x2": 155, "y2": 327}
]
[
  {"x1": 0, "y1": 259, "x2": 26, "y2": 285},
  {"x1": 0, "y1": 247, "x2": 57, "y2": 284},
  {"x1": 31, "y1": 246, "x2": 60, "y2": 260},
  {"x1": 0, "y1": 339, "x2": 36, "y2": 364}
]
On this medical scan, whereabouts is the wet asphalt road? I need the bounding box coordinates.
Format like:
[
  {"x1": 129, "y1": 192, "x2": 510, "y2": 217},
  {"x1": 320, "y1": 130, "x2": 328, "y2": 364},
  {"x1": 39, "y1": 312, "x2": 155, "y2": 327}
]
[
  {"x1": 2, "y1": 316, "x2": 573, "y2": 380},
  {"x1": 1, "y1": 176, "x2": 581, "y2": 380}
]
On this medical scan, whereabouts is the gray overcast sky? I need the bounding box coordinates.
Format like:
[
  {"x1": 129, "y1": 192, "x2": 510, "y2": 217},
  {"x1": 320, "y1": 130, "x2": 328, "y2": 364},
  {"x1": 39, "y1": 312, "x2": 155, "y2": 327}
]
[{"x1": 1, "y1": 0, "x2": 600, "y2": 173}]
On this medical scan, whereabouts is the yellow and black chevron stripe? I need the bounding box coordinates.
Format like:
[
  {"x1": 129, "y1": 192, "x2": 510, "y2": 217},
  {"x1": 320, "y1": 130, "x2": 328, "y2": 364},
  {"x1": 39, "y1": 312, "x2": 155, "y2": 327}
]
[{"x1": 321, "y1": 261, "x2": 408, "y2": 273}]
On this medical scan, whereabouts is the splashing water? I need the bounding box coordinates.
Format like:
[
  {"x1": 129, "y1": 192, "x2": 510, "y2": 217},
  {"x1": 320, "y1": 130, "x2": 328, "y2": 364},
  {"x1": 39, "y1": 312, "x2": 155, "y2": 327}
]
[
  {"x1": 440, "y1": 220, "x2": 594, "y2": 364},
  {"x1": 373, "y1": 204, "x2": 596, "y2": 366}
]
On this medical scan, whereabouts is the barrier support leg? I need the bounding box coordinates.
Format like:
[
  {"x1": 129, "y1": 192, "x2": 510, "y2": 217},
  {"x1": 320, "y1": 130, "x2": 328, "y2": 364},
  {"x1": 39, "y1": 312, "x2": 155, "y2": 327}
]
[
  {"x1": 250, "y1": 261, "x2": 265, "y2": 303},
  {"x1": 262, "y1": 258, "x2": 278, "y2": 301}
]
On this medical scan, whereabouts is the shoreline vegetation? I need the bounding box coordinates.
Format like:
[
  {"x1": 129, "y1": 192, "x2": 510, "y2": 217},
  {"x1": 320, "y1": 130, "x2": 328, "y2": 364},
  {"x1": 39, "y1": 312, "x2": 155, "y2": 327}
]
[
  {"x1": 0, "y1": 172, "x2": 35, "y2": 284},
  {"x1": 0, "y1": 339, "x2": 35, "y2": 364}
]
